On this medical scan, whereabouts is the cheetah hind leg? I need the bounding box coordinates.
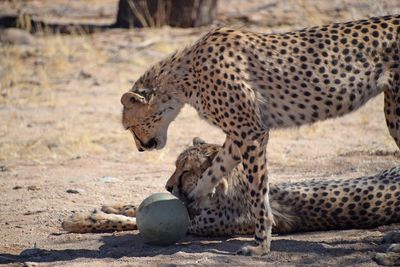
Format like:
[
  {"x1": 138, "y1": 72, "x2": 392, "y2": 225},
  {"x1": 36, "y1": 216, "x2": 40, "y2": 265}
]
[
  {"x1": 62, "y1": 208, "x2": 137, "y2": 233},
  {"x1": 382, "y1": 71, "x2": 400, "y2": 149}
]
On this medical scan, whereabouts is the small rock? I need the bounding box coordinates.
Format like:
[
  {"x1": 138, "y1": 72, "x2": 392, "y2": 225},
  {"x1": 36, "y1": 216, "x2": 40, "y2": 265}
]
[
  {"x1": 100, "y1": 176, "x2": 119, "y2": 183},
  {"x1": 0, "y1": 28, "x2": 35, "y2": 45},
  {"x1": 46, "y1": 142, "x2": 58, "y2": 150},
  {"x1": 23, "y1": 210, "x2": 45, "y2": 215},
  {"x1": 33, "y1": 59, "x2": 46, "y2": 66},
  {"x1": 50, "y1": 232, "x2": 62, "y2": 236},
  {"x1": 68, "y1": 54, "x2": 78, "y2": 63},
  {"x1": 13, "y1": 186, "x2": 23, "y2": 190},
  {"x1": 27, "y1": 185, "x2": 40, "y2": 191},
  {"x1": 0, "y1": 165, "x2": 9, "y2": 172},
  {"x1": 79, "y1": 70, "x2": 92, "y2": 79},
  {"x1": 66, "y1": 189, "x2": 80, "y2": 194}
]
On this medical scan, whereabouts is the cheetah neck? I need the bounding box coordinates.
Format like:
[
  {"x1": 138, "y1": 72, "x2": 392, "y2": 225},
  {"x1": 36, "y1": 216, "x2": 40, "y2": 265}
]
[
  {"x1": 141, "y1": 47, "x2": 199, "y2": 106},
  {"x1": 143, "y1": 41, "x2": 214, "y2": 117}
]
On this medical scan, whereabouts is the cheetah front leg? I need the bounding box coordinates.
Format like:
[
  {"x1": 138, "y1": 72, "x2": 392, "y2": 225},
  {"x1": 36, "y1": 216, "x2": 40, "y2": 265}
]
[
  {"x1": 188, "y1": 136, "x2": 241, "y2": 210},
  {"x1": 189, "y1": 133, "x2": 273, "y2": 256},
  {"x1": 235, "y1": 132, "x2": 274, "y2": 256}
]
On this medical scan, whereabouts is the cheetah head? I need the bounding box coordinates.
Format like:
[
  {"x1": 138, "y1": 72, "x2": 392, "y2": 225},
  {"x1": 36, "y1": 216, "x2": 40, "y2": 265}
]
[
  {"x1": 165, "y1": 138, "x2": 221, "y2": 203},
  {"x1": 121, "y1": 85, "x2": 183, "y2": 151}
]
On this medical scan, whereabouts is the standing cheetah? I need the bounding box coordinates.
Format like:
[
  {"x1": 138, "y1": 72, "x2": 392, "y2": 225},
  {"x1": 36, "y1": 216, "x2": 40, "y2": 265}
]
[
  {"x1": 121, "y1": 15, "x2": 400, "y2": 255},
  {"x1": 62, "y1": 139, "x2": 400, "y2": 264}
]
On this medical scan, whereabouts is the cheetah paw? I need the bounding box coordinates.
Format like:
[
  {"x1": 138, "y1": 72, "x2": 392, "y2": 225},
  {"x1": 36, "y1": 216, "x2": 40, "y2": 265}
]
[
  {"x1": 216, "y1": 178, "x2": 229, "y2": 195},
  {"x1": 188, "y1": 181, "x2": 215, "y2": 201}
]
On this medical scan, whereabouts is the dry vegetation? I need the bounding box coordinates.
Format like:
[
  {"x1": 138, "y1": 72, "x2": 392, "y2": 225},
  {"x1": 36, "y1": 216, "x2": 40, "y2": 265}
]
[
  {"x1": 0, "y1": 24, "x2": 204, "y2": 164},
  {"x1": 0, "y1": 0, "x2": 399, "y2": 266},
  {"x1": 0, "y1": 0, "x2": 398, "y2": 166}
]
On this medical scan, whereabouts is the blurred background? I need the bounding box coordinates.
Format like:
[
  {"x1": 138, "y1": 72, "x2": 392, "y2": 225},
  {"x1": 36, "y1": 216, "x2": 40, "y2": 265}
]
[{"x1": 1, "y1": 0, "x2": 399, "y2": 165}]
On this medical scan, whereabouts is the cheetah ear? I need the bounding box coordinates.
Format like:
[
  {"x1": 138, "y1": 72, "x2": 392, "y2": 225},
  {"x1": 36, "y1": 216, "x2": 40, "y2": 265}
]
[
  {"x1": 121, "y1": 92, "x2": 147, "y2": 107},
  {"x1": 207, "y1": 149, "x2": 219, "y2": 161},
  {"x1": 147, "y1": 93, "x2": 156, "y2": 106},
  {"x1": 200, "y1": 148, "x2": 218, "y2": 170},
  {"x1": 193, "y1": 137, "x2": 206, "y2": 146}
]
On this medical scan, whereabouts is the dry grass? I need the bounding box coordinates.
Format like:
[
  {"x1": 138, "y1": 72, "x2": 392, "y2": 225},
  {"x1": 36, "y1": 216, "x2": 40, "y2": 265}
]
[
  {"x1": 0, "y1": 0, "x2": 399, "y2": 165},
  {"x1": 0, "y1": 25, "x2": 197, "y2": 164},
  {"x1": 0, "y1": 32, "x2": 106, "y2": 105},
  {"x1": 0, "y1": 31, "x2": 110, "y2": 162}
]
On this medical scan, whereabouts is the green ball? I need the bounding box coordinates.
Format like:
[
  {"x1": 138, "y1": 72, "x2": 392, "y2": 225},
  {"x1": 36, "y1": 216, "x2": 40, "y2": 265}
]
[{"x1": 137, "y1": 192, "x2": 189, "y2": 246}]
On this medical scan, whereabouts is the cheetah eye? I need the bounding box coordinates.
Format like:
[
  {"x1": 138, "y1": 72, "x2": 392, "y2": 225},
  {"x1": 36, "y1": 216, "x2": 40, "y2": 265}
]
[{"x1": 177, "y1": 171, "x2": 189, "y2": 192}]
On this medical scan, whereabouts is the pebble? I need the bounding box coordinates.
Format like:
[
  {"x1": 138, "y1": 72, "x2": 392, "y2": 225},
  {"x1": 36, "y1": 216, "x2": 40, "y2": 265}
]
[
  {"x1": 79, "y1": 70, "x2": 92, "y2": 79},
  {"x1": 66, "y1": 189, "x2": 80, "y2": 194},
  {"x1": 27, "y1": 186, "x2": 40, "y2": 191},
  {"x1": 0, "y1": 28, "x2": 35, "y2": 45},
  {"x1": 0, "y1": 165, "x2": 9, "y2": 172},
  {"x1": 100, "y1": 176, "x2": 119, "y2": 183}
]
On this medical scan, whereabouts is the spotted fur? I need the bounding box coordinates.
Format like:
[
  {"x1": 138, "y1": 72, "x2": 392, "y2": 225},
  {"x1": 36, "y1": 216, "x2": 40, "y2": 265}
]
[
  {"x1": 121, "y1": 15, "x2": 400, "y2": 255},
  {"x1": 63, "y1": 141, "x2": 400, "y2": 236},
  {"x1": 62, "y1": 141, "x2": 400, "y2": 264},
  {"x1": 166, "y1": 140, "x2": 400, "y2": 236}
]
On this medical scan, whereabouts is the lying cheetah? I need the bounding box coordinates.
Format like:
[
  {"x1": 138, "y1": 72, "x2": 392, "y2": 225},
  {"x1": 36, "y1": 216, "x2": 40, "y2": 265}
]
[
  {"x1": 121, "y1": 15, "x2": 400, "y2": 255},
  {"x1": 63, "y1": 139, "x2": 400, "y2": 264}
]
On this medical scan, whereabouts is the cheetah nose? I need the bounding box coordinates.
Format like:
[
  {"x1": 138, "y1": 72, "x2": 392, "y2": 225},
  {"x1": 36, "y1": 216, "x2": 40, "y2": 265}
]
[
  {"x1": 142, "y1": 138, "x2": 157, "y2": 150},
  {"x1": 166, "y1": 186, "x2": 173, "y2": 192}
]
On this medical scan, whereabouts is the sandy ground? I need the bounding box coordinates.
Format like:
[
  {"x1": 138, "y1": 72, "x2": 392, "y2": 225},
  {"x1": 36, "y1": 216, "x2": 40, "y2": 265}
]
[{"x1": 0, "y1": 0, "x2": 400, "y2": 266}]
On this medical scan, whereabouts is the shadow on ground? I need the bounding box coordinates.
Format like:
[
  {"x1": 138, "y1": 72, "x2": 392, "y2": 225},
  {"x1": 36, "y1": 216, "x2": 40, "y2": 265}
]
[{"x1": 0, "y1": 231, "x2": 385, "y2": 265}]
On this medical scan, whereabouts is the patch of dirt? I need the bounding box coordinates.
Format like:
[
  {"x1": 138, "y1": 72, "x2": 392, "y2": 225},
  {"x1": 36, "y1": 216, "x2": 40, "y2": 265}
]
[{"x1": 0, "y1": 1, "x2": 399, "y2": 266}]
